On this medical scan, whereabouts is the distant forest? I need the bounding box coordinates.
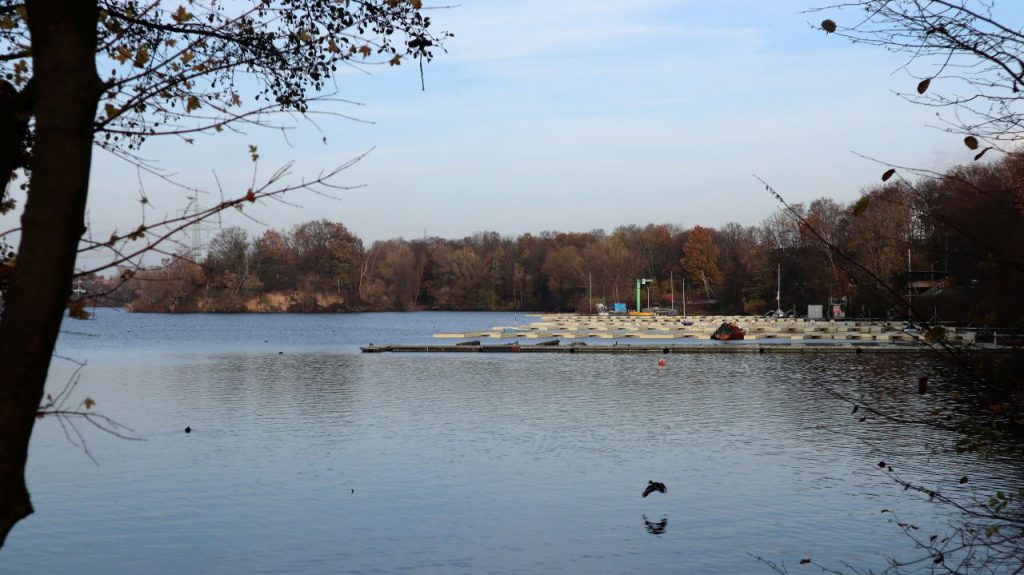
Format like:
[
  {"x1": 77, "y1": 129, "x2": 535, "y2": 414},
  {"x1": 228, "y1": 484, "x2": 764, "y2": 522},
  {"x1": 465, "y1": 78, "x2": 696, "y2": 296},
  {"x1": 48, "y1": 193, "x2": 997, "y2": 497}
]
[{"x1": 110, "y1": 154, "x2": 1024, "y2": 325}]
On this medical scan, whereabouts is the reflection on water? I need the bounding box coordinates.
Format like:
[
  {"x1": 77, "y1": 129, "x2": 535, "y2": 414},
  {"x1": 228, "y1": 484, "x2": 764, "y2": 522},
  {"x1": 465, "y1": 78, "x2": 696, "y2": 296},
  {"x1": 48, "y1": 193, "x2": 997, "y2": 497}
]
[
  {"x1": 0, "y1": 310, "x2": 1019, "y2": 574},
  {"x1": 642, "y1": 515, "x2": 668, "y2": 536}
]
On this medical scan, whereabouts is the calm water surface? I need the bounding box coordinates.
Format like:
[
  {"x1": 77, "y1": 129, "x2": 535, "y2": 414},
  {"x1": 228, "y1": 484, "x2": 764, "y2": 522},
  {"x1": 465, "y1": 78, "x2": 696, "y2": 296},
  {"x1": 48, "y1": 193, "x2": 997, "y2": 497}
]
[{"x1": 2, "y1": 310, "x2": 1018, "y2": 574}]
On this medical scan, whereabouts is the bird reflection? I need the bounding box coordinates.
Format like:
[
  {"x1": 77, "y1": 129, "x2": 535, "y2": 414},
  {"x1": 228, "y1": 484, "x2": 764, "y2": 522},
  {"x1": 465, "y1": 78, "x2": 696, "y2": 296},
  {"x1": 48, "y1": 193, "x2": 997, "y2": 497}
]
[{"x1": 642, "y1": 514, "x2": 668, "y2": 535}]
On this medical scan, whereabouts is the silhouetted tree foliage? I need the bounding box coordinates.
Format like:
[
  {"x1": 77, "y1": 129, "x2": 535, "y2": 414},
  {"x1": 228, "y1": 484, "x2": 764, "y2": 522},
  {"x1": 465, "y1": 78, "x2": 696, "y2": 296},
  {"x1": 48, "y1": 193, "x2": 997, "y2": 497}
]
[
  {"x1": 803, "y1": 5, "x2": 1024, "y2": 571},
  {"x1": 0, "y1": 0, "x2": 447, "y2": 547},
  {"x1": 816, "y1": 0, "x2": 1024, "y2": 144}
]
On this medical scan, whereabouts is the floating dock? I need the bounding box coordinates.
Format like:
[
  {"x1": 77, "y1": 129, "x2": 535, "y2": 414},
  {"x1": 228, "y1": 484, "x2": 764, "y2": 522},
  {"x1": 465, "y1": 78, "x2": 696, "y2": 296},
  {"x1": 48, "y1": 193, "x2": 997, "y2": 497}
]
[
  {"x1": 362, "y1": 314, "x2": 984, "y2": 354},
  {"x1": 361, "y1": 342, "x2": 933, "y2": 354},
  {"x1": 430, "y1": 314, "x2": 978, "y2": 344}
]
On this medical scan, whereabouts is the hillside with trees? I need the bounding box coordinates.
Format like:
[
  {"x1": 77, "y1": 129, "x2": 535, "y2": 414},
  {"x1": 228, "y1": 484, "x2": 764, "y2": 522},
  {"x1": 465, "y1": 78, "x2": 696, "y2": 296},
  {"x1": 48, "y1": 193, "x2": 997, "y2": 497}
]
[{"x1": 118, "y1": 152, "x2": 1024, "y2": 327}]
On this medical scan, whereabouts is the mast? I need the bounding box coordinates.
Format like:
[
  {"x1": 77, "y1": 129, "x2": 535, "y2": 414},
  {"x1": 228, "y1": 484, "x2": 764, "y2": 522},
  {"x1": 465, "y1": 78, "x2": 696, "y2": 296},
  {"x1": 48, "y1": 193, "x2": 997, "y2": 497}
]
[
  {"x1": 588, "y1": 272, "x2": 592, "y2": 314},
  {"x1": 682, "y1": 277, "x2": 686, "y2": 318},
  {"x1": 775, "y1": 263, "x2": 784, "y2": 316}
]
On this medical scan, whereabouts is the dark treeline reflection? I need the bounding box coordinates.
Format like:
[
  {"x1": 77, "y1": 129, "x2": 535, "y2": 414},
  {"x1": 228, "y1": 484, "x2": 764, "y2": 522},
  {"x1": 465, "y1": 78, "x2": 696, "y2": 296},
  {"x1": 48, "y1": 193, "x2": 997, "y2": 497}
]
[{"x1": 114, "y1": 154, "x2": 1024, "y2": 324}]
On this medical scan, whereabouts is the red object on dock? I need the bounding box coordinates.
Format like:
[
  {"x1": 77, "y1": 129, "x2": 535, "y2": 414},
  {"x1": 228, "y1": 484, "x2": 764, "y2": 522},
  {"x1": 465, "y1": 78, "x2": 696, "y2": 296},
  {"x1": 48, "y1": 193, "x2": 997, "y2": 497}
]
[{"x1": 711, "y1": 322, "x2": 746, "y2": 341}]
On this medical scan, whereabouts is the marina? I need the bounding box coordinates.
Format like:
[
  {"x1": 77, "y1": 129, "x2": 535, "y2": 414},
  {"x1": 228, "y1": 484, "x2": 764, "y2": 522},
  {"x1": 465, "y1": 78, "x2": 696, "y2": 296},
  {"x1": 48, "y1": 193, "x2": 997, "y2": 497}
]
[{"x1": 361, "y1": 314, "x2": 984, "y2": 353}]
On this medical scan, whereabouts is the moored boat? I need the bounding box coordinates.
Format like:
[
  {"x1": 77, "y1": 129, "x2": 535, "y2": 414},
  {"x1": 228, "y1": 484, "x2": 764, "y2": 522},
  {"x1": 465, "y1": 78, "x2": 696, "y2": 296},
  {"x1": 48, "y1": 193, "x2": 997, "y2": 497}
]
[{"x1": 711, "y1": 322, "x2": 746, "y2": 341}]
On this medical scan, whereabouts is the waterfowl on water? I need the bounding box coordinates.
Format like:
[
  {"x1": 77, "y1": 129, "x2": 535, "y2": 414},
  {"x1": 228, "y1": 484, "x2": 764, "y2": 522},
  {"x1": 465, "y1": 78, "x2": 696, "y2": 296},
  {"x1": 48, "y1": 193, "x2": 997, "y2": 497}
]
[
  {"x1": 184, "y1": 426, "x2": 191, "y2": 433},
  {"x1": 642, "y1": 480, "x2": 666, "y2": 497}
]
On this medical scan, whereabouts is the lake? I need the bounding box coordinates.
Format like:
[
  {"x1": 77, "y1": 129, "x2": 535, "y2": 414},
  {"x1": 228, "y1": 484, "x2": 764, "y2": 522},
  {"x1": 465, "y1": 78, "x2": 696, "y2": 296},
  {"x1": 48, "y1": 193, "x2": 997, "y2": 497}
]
[{"x1": 1, "y1": 309, "x2": 1017, "y2": 574}]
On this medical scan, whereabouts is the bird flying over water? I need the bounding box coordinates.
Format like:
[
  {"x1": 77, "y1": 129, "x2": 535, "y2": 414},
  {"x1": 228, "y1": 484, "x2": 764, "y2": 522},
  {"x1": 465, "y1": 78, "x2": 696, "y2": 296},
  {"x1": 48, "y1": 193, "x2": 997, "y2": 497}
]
[{"x1": 642, "y1": 480, "x2": 666, "y2": 497}]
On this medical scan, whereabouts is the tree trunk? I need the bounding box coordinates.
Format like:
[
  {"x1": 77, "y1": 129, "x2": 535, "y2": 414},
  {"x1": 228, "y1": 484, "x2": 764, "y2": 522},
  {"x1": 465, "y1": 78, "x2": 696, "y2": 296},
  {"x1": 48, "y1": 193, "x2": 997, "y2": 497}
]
[
  {"x1": 0, "y1": 0, "x2": 102, "y2": 548},
  {"x1": 0, "y1": 79, "x2": 32, "y2": 186}
]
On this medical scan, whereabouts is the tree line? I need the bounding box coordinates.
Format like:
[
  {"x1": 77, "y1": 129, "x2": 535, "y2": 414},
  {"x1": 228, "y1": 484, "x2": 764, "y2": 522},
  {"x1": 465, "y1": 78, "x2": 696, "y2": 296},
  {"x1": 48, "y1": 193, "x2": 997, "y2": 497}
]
[{"x1": 119, "y1": 152, "x2": 1024, "y2": 326}]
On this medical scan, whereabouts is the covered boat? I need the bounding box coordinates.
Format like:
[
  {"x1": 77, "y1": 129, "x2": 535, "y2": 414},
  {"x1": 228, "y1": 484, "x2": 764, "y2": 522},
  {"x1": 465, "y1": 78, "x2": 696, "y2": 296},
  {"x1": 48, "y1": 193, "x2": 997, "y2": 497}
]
[{"x1": 711, "y1": 322, "x2": 746, "y2": 341}]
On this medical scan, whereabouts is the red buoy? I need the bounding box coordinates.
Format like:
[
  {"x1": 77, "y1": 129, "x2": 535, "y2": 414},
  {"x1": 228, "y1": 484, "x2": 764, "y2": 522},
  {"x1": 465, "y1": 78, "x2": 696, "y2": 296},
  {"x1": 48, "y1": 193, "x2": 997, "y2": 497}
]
[{"x1": 658, "y1": 358, "x2": 667, "y2": 367}]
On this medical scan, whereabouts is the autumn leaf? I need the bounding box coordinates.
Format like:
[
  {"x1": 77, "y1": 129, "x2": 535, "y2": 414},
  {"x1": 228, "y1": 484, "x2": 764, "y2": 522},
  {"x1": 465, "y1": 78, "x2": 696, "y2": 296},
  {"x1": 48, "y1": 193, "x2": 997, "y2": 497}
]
[
  {"x1": 134, "y1": 45, "x2": 150, "y2": 67},
  {"x1": 248, "y1": 144, "x2": 259, "y2": 162},
  {"x1": 411, "y1": 0, "x2": 423, "y2": 8},
  {"x1": 0, "y1": 198, "x2": 15, "y2": 215},
  {"x1": 852, "y1": 196, "x2": 870, "y2": 216},
  {"x1": 389, "y1": 54, "x2": 401, "y2": 66},
  {"x1": 245, "y1": 189, "x2": 256, "y2": 202},
  {"x1": 83, "y1": 397, "x2": 96, "y2": 410},
  {"x1": 821, "y1": 19, "x2": 836, "y2": 33},
  {"x1": 172, "y1": 5, "x2": 192, "y2": 24},
  {"x1": 881, "y1": 168, "x2": 896, "y2": 181},
  {"x1": 923, "y1": 326, "x2": 946, "y2": 343},
  {"x1": 964, "y1": 135, "x2": 979, "y2": 150},
  {"x1": 68, "y1": 300, "x2": 91, "y2": 320},
  {"x1": 104, "y1": 103, "x2": 119, "y2": 121},
  {"x1": 917, "y1": 78, "x2": 931, "y2": 94},
  {"x1": 186, "y1": 95, "x2": 201, "y2": 112},
  {"x1": 327, "y1": 39, "x2": 341, "y2": 54},
  {"x1": 358, "y1": 45, "x2": 372, "y2": 57}
]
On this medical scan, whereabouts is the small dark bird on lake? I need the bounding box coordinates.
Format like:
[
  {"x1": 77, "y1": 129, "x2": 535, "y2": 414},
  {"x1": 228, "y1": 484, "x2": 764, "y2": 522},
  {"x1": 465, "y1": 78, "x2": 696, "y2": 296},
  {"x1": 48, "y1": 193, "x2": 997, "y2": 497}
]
[
  {"x1": 642, "y1": 481, "x2": 666, "y2": 497},
  {"x1": 185, "y1": 426, "x2": 191, "y2": 433}
]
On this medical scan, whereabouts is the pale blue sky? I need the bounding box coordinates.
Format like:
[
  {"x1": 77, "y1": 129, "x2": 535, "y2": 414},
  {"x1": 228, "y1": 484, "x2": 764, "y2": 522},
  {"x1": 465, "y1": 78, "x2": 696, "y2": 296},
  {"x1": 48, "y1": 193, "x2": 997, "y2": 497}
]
[{"x1": 9, "y1": 0, "x2": 1024, "y2": 268}]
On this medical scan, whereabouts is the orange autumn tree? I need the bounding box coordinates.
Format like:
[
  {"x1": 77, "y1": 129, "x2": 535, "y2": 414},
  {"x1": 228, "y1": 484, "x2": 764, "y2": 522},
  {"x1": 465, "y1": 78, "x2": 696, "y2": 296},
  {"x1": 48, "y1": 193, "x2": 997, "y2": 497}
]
[{"x1": 681, "y1": 225, "x2": 721, "y2": 300}]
